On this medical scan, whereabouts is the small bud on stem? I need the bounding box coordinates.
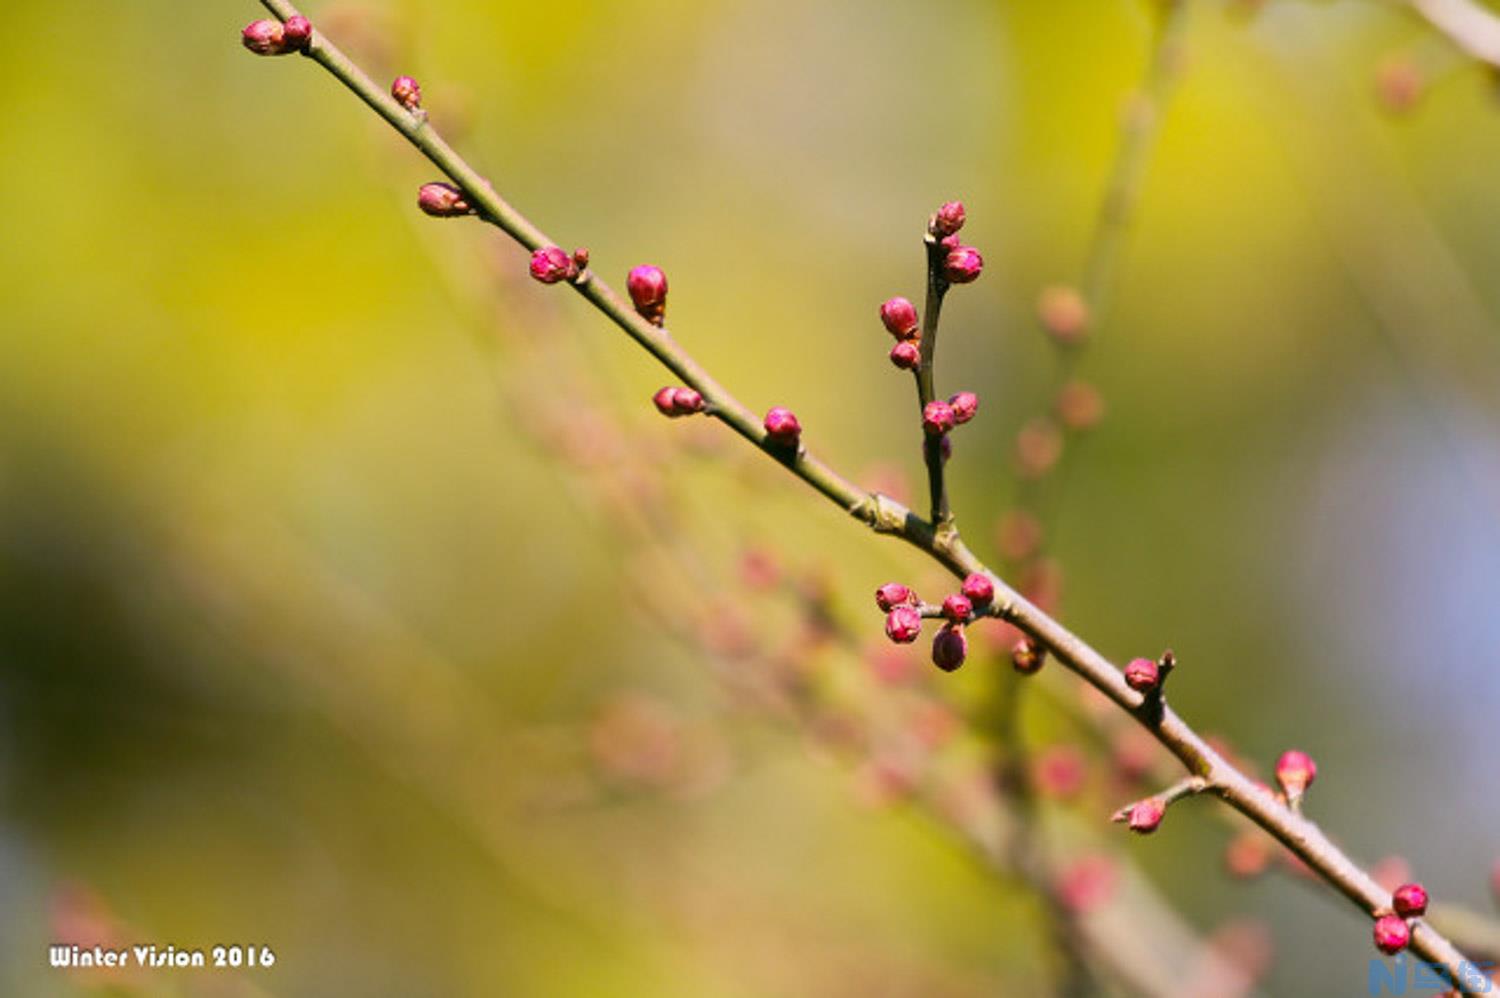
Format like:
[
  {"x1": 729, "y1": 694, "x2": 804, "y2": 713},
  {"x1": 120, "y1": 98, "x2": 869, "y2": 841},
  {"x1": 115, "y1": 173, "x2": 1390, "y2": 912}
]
[
  {"x1": 880, "y1": 297, "x2": 920, "y2": 339},
  {"x1": 922, "y1": 400, "x2": 956, "y2": 437},
  {"x1": 627, "y1": 265, "x2": 669, "y2": 325},
  {"x1": 889, "y1": 341, "x2": 920, "y2": 370},
  {"x1": 391, "y1": 75, "x2": 423, "y2": 111},
  {"x1": 1012, "y1": 638, "x2": 1046, "y2": 675},
  {"x1": 874, "y1": 583, "x2": 913, "y2": 612},
  {"x1": 417, "y1": 182, "x2": 472, "y2": 217},
  {"x1": 931, "y1": 624, "x2": 968, "y2": 672},
  {"x1": 960, "y1": 573, "x2": 994, "y2": 607},
  {"x1": 763, "y1": 407, "x2": 802, "y2": 448},
  {"x1": 281, "y1": 15, "x2": 313, "y2": 51},
  {"x1": 940, "y1": 593, "x2": 972, "y2": 624},
  {"x1": 930, "y1": 200, "x2": 966, "y2": 239},
  {"x1": 530, "y1": 246, "x2": 578, "y2": 284},
  {"x1": 948, "y1": 391, "x2": 978, "y2": 425},
  {"x1": 1392, "y1": 882, "x2": 1429, "y2": 918},
  {"x1": 1124, "y1": 657, "x2": 1160, "y2": 693},
  {"x1": 1275, "y1": 749, "x2": 1317, "y2": 806},
  {"x1": 1373, "y1": 914, "x2": 1411, "y2": 955},
  {"x1": 943, "y1": 245, "x2": 984, "y2": 284},
  {"x1": 885, "y1": 606, "x2": 922, "y2": 644}
]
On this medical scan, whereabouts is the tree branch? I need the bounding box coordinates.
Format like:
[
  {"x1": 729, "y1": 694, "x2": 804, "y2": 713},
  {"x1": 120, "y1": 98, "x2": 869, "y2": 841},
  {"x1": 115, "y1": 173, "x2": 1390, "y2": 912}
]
[
  {"x1": 1410, "y1": 0, "x2": 1500, "y2": 67},
  {"x1": 245, "y1": 3, "x2": 1487, "y2": 989}
]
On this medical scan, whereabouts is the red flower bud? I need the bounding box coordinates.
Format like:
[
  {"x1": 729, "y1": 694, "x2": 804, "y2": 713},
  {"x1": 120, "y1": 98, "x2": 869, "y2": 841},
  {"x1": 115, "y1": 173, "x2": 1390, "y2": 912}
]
[
  {"x1": 922, "y1": 400, "x2": 956, "y2": 437},
  {"x1": 391, "y1": 75, "x2": 423, "y2": 110},
  {"x1": 417, "y1": 182, "x2": 471, "y2": 217},
  {"x1": 530, "y1": 245, "x2": 577, "y2": 284},
  {"x1": 1392, "y1": 882, "x2": 1428, "y2": 918},
  {"x1": 1124, "y1": 797, "x2": 1166, "y2": 834},
  {"x1": 889, "y1": 341, "x2": 920, "y2": 370},
  {"x1": 1124, "y1": 657, "x2": 1160, "y2": 693},
  {"x1": 763, "y1": 407, "x2": 801, "y2": 447},
  {"x1": 242, "y1": 19, "x2": 288, "y2": 55},
  {"x1": 627, "y1": 265, "x2": 669, "y2": 324},
  {"x1": 948, "y1": 391, "x2": 978, "y2": 424},
  {"x1": 1274, "y1": 749, "x2": 1317, "y2": 803},
  {"x1": 885, "y1": 606, "x2": 922, "y2": 644},
  {"x1": 931, "y1": 200, "x2": 966, "y2": 238},
  {"x1": 960, "y1": 573, "x2": 994, "y2": 607},
  {"x1": 651, "y1": 387, "x2": 704, "y2": 417},
  {"x1": 880, "y1": 297, "x2": 920, "y2": 339},
  {"x1": 1011, "y1": 638, "x2": 1045, "y2": 675},
  {"x1": 1373, "y1": 914, "x2": 1411, "y2": 955},
  {"x1": 281, "y1": 15, "x2": 312, "y2": 50},
  {"x1": 941, "y1": 593, "x2": 972, "y2": 623},
  {"x1": 932, "y1": 624, "x2": 968, "y2": 672},
  {"x1": 943, "y1": 245, "x2": 984, "y2": 284},
  {"x1": 874, "y1": 583, "x2": 913, "y2": 612},
  {"x1": 652, "y1": 386, "x2": 679, "y2": 417}
]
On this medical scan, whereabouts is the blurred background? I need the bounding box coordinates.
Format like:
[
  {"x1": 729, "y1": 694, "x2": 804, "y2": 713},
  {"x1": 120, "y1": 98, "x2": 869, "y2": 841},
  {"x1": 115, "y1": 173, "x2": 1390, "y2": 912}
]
[{"x1": 3, "y1": 0, "x2": 1500, "y2": 994}]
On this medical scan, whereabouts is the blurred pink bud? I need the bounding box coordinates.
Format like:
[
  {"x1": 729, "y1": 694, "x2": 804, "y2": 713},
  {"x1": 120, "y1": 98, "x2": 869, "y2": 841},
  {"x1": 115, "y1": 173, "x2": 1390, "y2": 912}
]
[
  {"x1": 1057, "y1": 856, "x2": 1118, "y2": 914},
  {"x1": 874, "y1": 583, "x2": 913, "y2": 612},
  {"x1": 1373, "y1": 914, "x2": 1410, "y2": 955},
  {"x1": 1225, "y1": 831, "x2": 1273, "y2": 879},
  {"x1": 763, "y1": 406, "x2": 801, "y2": 447},
  {"x1": 627, "y1": 265, "x2": 668, "y2": 324},
  {"x1": 889, "y1": 341, "x2": 920, "y2": 370},
  {"x1": 1016, "y1": 418, "x2": 1064, "y2": 478},
  {"x1": 1372, "y1": 855, "x2": 1413, "y2": 893},
  {"x1": 960, "y1": 572, "x2": 994, "y2": 607},
  {"x1": 1274, "y1": 749, "x2": 1317, "y2": 804},
  {"x1": 1392, "y1": 882, "x2": 1428, "y2": 918},
  {"x1": 1038, "y1": 284, "x2": 1090, "y2": 343},
  {"x1": 941, "y1": 593, "x2": 972, "y2": 623},
  {"x1": 1056, "y1": 380, "x2": 1104, "y2": 430},
  {"x1": 885, "y1": 606, "x2": 922, "y2": 644},
  {"x1": 931, "y1": 200, "x2": 966, "y2": 238},
  {"x1": 1124, "y1": 656, "x2": 1160, "y2": 693},
  {"x1": 391, "y1": 75, "x2": 423, "y2": 110},
  {"x1": 1011, "y1": 638, "x2": 1045, "y2": 675},
  {"x1": 281, "y1": 15, "x2": 312, "y2": 50},
  {"x1": 880, "y1": 297, "x2": 920, "y2": 339},
  {"x1": 530, "y1": 245, "x2": 577, "y2": 284},
  {"x1": 417, "y1": 182, "x2": 471, "y2": 217},
  {"x1": 1034, "y1": 744, "x2": 1087, "y2": 800},
  {"x1": 931, "y1": 624, "x2": 968, "y2": 672},
  {"x1": 922, "y1": 400, "x2": 956, "y2": 437},
  {"x1": 943, "y1": 245, "x2": 983, "y2": 284},
  {"x1": 948, "y1": 391, "x2": 978, "y2": 424},
  {"x1": 241, "y1": 20, "x2": 289, "y2": 55},
  {"x1": 1376, "y1": 58, "x2": 1424, "y2": 114},
  {"x1": 996, "y1": 509, "x2": 1043, "y2": 562}
]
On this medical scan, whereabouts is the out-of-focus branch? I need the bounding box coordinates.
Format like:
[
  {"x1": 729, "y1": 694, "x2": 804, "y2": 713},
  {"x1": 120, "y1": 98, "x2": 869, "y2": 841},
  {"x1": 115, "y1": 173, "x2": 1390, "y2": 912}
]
[
  {"x1": 1410, "y1": 0, "x2": 1500, "y2": 67},
  {"x1": 241, "y1": 3, "x2": 1488, "y2": 988}
]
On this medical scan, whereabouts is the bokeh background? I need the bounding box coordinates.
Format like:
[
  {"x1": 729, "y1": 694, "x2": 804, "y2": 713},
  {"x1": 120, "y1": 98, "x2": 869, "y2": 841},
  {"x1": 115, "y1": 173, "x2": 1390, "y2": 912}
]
[{"x1": 3, "y1": 0, "x2": 1499, "y2": 995}]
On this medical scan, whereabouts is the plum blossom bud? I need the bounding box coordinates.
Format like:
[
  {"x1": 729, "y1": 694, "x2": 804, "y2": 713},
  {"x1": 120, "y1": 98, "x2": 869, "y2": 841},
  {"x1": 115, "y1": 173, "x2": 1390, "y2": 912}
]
[
  {"x1": 1012, "y1": 638, "x2": 1045, "y2": 675},
  {"x1": 627, "y1": 265, "x2": 669, "y2": 324},
  {"x1": 880, "y1": 297, "x2": 920, "y2": 339},
  {"x1": 1057, "y1": 856, "x2": 1118, "y2": 914},
  {"x1": 1373, "y1": 914, "x2": 1410, "y2": 955},
  {"x1": 242, "y1": 20, "x2": 288, "y2": 55},
  {"x1": 652, "y1": 387, "x2": 679, "y2": 417},
  {"x1": 1121, "y1": 797, "x2": 1166, "y2": 834},
  {"x1": 391, "y1": 75, "x2": 423, "y2": 110},
  {"x1": 923, "y1": 400, "x2": 956, "y2": 437},
  {"x1": 960, "y1": 573, "x2": 994, "y2": 607},
  {"x1": 763, "y1": 407, "x2": 801, "y2": 447},
  {"x1": 571, "y1": 247, "x2": 590, "y2": 270},
  {"x1": 1392, "y1": 883, "x2": 1428, "y2": 918},
  {"x1": 1124, "y1": 657, "x2": 1160, "y2": 693},
  {"x1": 417, "y1": 182, "x2": 471, "y2": 217},
  {"x1": 931, "y1": 624, "x2": 967, "y2": 672},
  {"x1": 885, "y1": 606, "x2": 922, "y2": 644},
  {"x1": 930, "y1": 200, "x2": 966, "y2": 238},
  {"x1": 281, "y1": 15, "x2": 313, "y2": 50},
  {"x1": 889, "y1": 341, "x2": 920, "y2": 370},
  {"x1": 941, "y1": 593, "x2": 972, "y2": 623},
  {"x1": 652, "y1": 387, "x2": 703, "y2": 417},
  {"x1": 1038, "y1": 285, "x2": 1090, "y2": 344},
  {"x1": 1056, "y1": 380, "x2": 1104, "y2": 431},
  {"x1": 530, "y1": 246, "x2": 577, "y2": 284},
  {"x1": 1274, "y1": 749, "x2": 1317, "y2": 804},
  {"x1": 948, "y1": 391, "x2": 978, "y2": 424},
  {"x1": 874, "y1": 583, "x2": 913, "y2": 612},
  {"x1": 943, "y1": 245, "x2": 983, "y2": 284}
]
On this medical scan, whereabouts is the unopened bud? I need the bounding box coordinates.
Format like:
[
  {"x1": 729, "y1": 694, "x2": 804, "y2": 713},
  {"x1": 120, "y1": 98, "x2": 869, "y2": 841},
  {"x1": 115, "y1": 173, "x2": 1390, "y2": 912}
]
[
  {"x1": 889, "y1": 341, "x2": 920, "y2": 370},
  {"x1": 1274, "y1": 749, "x2": 1317, "y2": 804},
  {"x1": 941, "y1": 593, "x2": 972, "y2": 624},
  {"x1": 242, "y1": 19, "x2": 289, "y2": 55},
  {"x1": 1012, "y1": 638, "x2": 1045, "y2": 675},
  {"x1": 931, "y1": 624, "x2": 968, "y2": 672},
  {"x1": 948, "y1": 391, "x2": 978, "y2": 424},
  {"x1": 943, "y1": 245, "x2": 983, "y2": 284},
  {"x1": 417, "y1": 182, "x2": 471, "y2": 217},
  {"x1": 651, "y1": 386, "x2": 704, "y2": 418},
  {"x1": 885, "y1": 606, "x2": 922, "y2": 644},
  {"x1": 880, "y1": 297, "x2": 920, "y2": 339},
  {"x1": 1038, "y1": 285, "x2": 1091, "y2": 344},
  {"x1": 1056, "y1": 380, "x2": 1104, "y2": 430},
  {"x1": 763, "y1": 406, "x2": 802, "y2": 447},
  {"x1": 930, "y1": 200, "x2": 966, "y2": 238},
  {"x1": 1392, "y1": 882, "x2": 1428, "y2": 918},
  {"x1": 281, "y1": 15, "x2": 312, "y2": 50},
  {"x1": 1121, "y1": 796, "x2": 1166, "y2": 834},
  {"x1": 874, "y1": 583, "x2": 913, "y2": 612},
  {"x1": 1124, "y1": 657, "x2": 1160, "y2": 693},
  {"x1": 391, "y1": 75, "x2": 423, "y2": 110},
  {"x1": 530, "y1": 245, "x2": 577, "y2": 284},
  {"x1": 1373, "y1": 914, "x2": 1411, "y2": 955},
  {"x1": 960, "y1": 572, "x2": 994, "y2": 607},
  {"x1": 627, "y1": 265, "x2": 669, "y2": 325},
  {"x1": 923, "y1": 400, "x2": 956, "y2": 437}
]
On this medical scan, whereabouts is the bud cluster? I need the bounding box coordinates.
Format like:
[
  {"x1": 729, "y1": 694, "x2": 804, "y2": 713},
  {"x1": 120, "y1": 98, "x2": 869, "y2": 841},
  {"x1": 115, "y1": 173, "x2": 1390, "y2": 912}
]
[
  {"x1": 241, "y1": 16, "x2": 312, "y2": 56},
  {"x1": 1370, "y1": 878, "x2": 1431, "y2": 956},
  {"x1": 651, "y1": 386, "x2": 705, "y2": 418}
]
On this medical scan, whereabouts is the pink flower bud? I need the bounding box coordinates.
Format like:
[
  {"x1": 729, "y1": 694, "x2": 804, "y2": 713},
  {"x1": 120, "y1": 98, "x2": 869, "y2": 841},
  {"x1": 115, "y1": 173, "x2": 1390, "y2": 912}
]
[
  {"x1": 763, "y1": 407, "x2": 801, "y2": 447},
  {"x1": 880, "y1": 297, "x2": 920, "y2": 339},
  {"x1": 242, "y1": 19, "x2": 288, "y2": 55},
  {"x1": 391, "y1": 75, "x2": 423, "y2": 110},
  {"x1": 941, "y1": 593, "x2": 972, "y2": 623},
  {"x1": 1373, "y1": 914, "x2": 1410, "y2": 955},
  {"x1": 672, "y1": 387, "x2": 704, "y2": 414},
  {"x1": 1274, "y1": 749, "x2": 1317, "y2": 803},
  {"x1": 1011, "y1": 638, "x2": 1045, "y2": 675},
  {"x1": 1124, "y1": 657, "x2": 1160, "y2": 693},
  {"x1": 417, "y1": 182, "x2": 471, "y2": 217},
  {"x1": 1392, "y1": 882, "x2": 1428, "y2": 918},
  {"x1": 931, "y1": 624, "x2": 968, "y2": 672},
  {"x1": 931, "y1": 200, "x2": 966, "y2": 238},
  {"x1": 1057, "y1": 856, "x2": 1118, "y2": 914},
  {"x1": 1038, "y1": 285, "x2": 1091, "y2": 344},
  {"x1": 652, "y1": 386, "x2": 679, "y2": 417},
  {"x1": 530, "y1": 245, "x2": 577, "y2": 284},
  {"x1": 874, "y1": 583, "x2": 913, "y2": 612},
  {"x1": 948, "y1": 391, "x2": 978, "y2": 424},
  {"x1": 889, "y1": 341, "x2": 920, "y2": 370},
  {"x1": 627, "y1": 265, "x2": 669, "y2": 324},
  {"x1": 922, "y1": 400, "x2": 956, "y2": 437},
  {"x1": 281, "y1": 15, "x2": 313, "y2": 50},
  {"x1": 1056, "y1": 380, "x2": 1105, "y2": 431},
  {"x1": 1124, "y1": 797, "x2": 1166, "y2": 834},
  {"x1": 571, "y1": 247, "x2": 590, "y2": 269},
  {"x1": 885, "y1": 606, "x2": 922, "y2": 644},
  {"x1": 943, "y1": 245, "x2": 984, "y2": 284},
  {"x1": 960, "y1": 573, "x2": 994, "y2": 607}
]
